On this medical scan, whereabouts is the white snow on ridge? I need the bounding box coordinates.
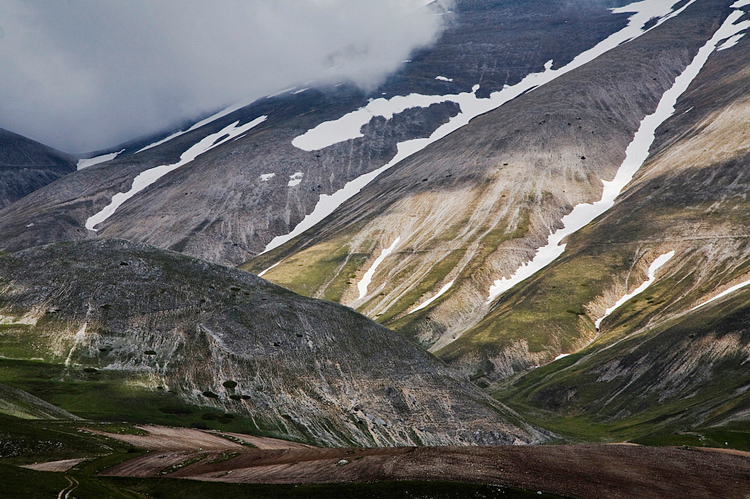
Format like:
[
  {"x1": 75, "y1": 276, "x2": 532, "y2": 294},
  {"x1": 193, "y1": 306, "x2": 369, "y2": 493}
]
[
  {"x1": 358, "y1": 237, "x2": 401, "y2": 300},
  {"x1": 718, "y1": 33, "x2": 746, "y2": 51},
  {"x1": 136, "y1": 101, "x2": 253, "y2": 154},
  {"x1": 691, "y1": 278, "x2": 750, "y2": 311},
  {"x1": 409, "y1": 280, "x2": 454, "y2": 314},
  {"x1": 288, "y1": 172, "x2": 304, "y2": 187},
  {"x1": 293, "y1": 0, "x2": 696, "y2": 154},
  {"x1": 77, "y1": 149, "x2": 124, "y2": 170},
  {"x1": 86, "y1": 116, "x2": 267, "y2": 231},
  {"x1": 267, "y1": 0, "x2": 698, "y2": 255},
  {"x1": 435, "y1": 76, "x2": 453, "y2": 82},
  {"x1": 486, "y1": 6, "x2": 750, "y2": 305},
  {"x1": 595, "y1": 251, "x2": 675, "y2": 330},
  {"x1": 258, "y1": 260, "x2": 282, "y2": 278}
]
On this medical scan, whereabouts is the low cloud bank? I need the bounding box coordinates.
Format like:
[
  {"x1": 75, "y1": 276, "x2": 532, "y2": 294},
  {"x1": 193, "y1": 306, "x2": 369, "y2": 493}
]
[{"x1": 0, "y1": 0, "x2": 447, "y2": 153}]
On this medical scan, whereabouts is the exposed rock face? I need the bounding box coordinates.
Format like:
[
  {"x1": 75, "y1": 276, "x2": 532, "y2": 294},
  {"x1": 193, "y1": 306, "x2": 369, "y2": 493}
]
[
  {"x1": 0, "y1": 0, "x2": 634, "y2": 265},
  {"x1": 0, "y1": 128, "x2": 76, "y2": 209},
  {"x1": 248, "y1": 0, "x2": 729, "y2": 371},
  {"x1": 0, "y1": 239, "x2": 545, "y2": 446}
]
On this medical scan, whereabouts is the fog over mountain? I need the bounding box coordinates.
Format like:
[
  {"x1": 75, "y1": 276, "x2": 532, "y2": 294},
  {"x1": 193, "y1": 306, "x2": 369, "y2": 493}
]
[{"x1": 0, "y1": 0, "x2": 448, "y2": 153}]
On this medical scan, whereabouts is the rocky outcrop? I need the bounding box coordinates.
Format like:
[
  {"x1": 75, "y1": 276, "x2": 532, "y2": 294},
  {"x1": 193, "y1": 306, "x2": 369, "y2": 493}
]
[{"x1": 0, "y1": 239, "x2": 545, "y2": 446}]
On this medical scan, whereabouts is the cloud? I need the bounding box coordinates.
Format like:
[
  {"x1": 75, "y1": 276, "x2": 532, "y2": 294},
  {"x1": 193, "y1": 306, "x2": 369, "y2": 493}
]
[{"x1": 0, "y1": 0, "x2": 446, "y2": 153}]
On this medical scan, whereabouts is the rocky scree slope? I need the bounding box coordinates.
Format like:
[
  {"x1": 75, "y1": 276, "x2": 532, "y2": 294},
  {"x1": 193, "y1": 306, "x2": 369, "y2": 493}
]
[
  {"x1": 443, "y1": 1, "x2": 750, "y2": 384},
  {"x1": 247, "y1": 0, "x2": 728, "y2": 369},
  {"x1": 0, "y1": 0, "x2": 635, "y2": 266},
  {"x1": 0, "y1": 239, "x2": 544, "y2": 447},
  {"x1": 476, "y1": 17, "x2": 750, "y2": 434}
]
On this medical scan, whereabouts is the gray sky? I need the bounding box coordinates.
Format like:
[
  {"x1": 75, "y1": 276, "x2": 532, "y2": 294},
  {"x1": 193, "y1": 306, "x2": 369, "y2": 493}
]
[{"x1": 0, "y1": 0, "x2": 446, "y2": 154}]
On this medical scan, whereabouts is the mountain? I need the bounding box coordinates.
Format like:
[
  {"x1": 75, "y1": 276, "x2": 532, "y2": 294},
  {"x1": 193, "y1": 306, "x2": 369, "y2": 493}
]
[
  {"x1": 247, "y1": 0, "x2": 731, "y2": 365},
  {"x1": 487, "y1": 6, "x2": 750, "y2": 438},
  {"x1": 0, "y1": 0, "x2": 641, "y2": 264},
  {"x1": 0, "y1": 128, "x2": 76, "y2": 210},
  {"x1": 0, "y1": 0, "x2": 749, "y2": 469},
  {"x1": 0, "y1": 239, "x2": 544, "y2": 447}
]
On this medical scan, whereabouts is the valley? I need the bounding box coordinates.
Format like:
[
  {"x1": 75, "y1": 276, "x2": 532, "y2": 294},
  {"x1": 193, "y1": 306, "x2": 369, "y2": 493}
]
[{"x1": 1, "y1": 0, "x2": 750, "y2": 496}]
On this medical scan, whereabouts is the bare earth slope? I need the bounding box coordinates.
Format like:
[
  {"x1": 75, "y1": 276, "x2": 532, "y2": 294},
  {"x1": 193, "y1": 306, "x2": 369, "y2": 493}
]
[{"x1": 94, "y1": 427, "x2": 750, "y2": 499}]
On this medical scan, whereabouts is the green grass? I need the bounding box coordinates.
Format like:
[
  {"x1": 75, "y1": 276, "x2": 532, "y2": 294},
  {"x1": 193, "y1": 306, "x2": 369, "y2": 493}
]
[{"x1": 0, "y1": 358, "x2": 302, "y2": 441}]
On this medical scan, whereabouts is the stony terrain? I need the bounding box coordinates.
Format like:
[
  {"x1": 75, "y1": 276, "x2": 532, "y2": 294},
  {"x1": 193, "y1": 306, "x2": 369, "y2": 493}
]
[{"x1": 0, "y1": 239, "x2": 544, "y2": 447}]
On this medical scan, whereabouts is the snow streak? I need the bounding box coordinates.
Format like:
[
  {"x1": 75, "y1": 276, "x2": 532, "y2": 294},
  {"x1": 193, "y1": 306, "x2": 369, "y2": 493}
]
[
  {"x1": 595, "y1": 251, "x2": 675, "y2": 330},
  {"x1": 691, "y1": 278, "x2": 750, "y2": 311},
  {"x1": 265, "y1": 0, "x2": 698, "y2": 254},
  {"x1": 409, "y1": 280, "x2": 454, "y2": 314},
  {"x1": 77, "y1": 150, "x2": 124, "y2": 170},
  {"x1": 486, "y1": 5, "x2": 750, "y2": 303},
  {"x1": 358, "y1": 237, "x2": 401, "y2": 300},
  {"x1": 86, "y1": 116, "x2": 267, "y2": 231}
]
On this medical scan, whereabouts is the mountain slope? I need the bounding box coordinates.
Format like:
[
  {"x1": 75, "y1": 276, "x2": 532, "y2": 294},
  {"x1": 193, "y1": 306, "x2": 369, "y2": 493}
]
[
  {"x1": 0, "y1": 128, "x2": 76, "y2": 210},
  {"x1": 440, "y1": 0, "x2": 750, "y2": 382},
  {"x1": 0, "y1": 0, "x2": 638, "y2": 265},
  {"x1": 246, "y1": 0, "x2": 729, "y2": 362},
  {"x1": 0, "y1": 239, "x2": 544, "y2": 447}
]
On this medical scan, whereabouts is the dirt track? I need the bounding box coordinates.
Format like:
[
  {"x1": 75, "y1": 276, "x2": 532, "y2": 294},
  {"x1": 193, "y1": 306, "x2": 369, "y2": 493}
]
[{"x1": 96, "y1": 426, "x2": 750, "y2": 498}]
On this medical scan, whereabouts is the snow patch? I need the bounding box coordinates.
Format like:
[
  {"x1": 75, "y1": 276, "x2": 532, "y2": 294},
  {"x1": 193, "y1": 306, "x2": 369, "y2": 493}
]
[
  {"x1": 136, "y1": 101, "x2": 252, "y2": 154},
  {"x1": 86, "y1": 116, "x2": 267, "y2": 231},
  {"x1": 595, "y1": 251, "x2": 675, "y2": 330},
  {"x1": 554, "y1": 353, "x2": 571, "y2": 361},
  {"x1": 409, "y1": 280, "x2": 454, "y2": 314},
  {"x1": 691, "y1": 278, "x2": 750, "y2": 311},
  {"x1": 269, "y1": 0, "x2": 699, "y2": 255},
  {"x1": 358, "y1": 237, "x2": 401, "y2": 300},
  {"x1": 435, "y1": 76, "x2": 453, "y2": 82},
  {"x1": 267, "y1": 87, "x2": 297, "y2": 99},
  {"x1": 288, "y1": 172, "x2": 304, "y2": 187},
  {"x1": 77, "y1": 149, "x2": 124, "y2": 170},
  {"x1": 260, "y1": 173, "x2": 276, "y2": 181},
  {"x1": 258, "y1": 261, "x2": 282, "y2": 278},
  {"x1": 718, "y1": 33, "x2": 746, "y2": 51},
  {"x1": 487, "y1": 6, "x2": 749, "y2": 304}
]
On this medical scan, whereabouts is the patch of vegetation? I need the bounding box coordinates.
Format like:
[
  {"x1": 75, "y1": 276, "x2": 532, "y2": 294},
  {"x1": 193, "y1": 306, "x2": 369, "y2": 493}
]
[
  {"x1": 0, "y1": 359, "x2": 294, "y2": 440},
  {"x1": 378, "y1": 249, "x2": 463, "y2": 325},
  {"x1": 159, "y1": 454, "x2": 207, "y2": 475},
  {"x1": 205, "y1": 451, "x2": 241, "y2": 464}
]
